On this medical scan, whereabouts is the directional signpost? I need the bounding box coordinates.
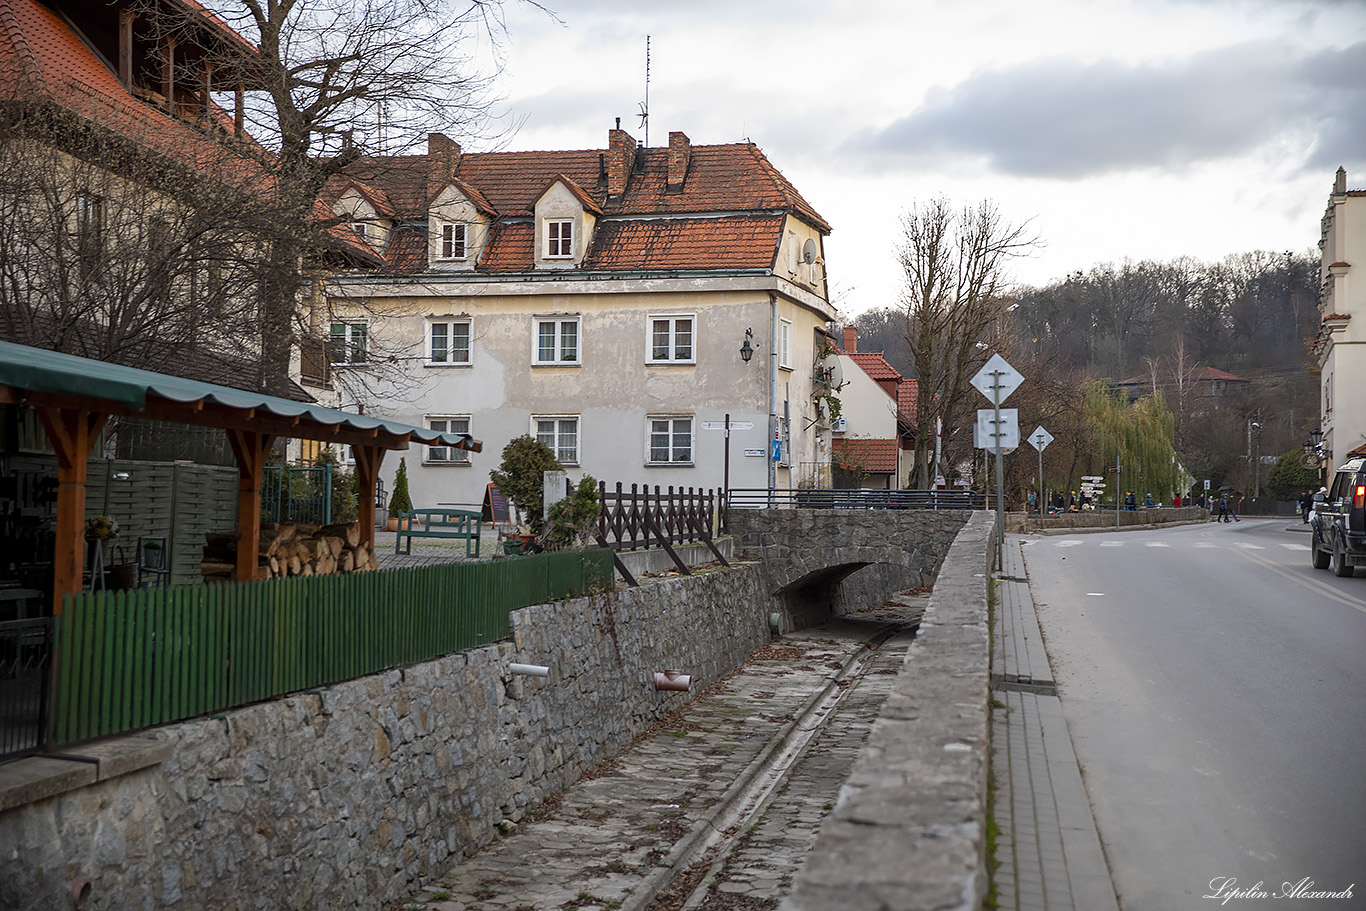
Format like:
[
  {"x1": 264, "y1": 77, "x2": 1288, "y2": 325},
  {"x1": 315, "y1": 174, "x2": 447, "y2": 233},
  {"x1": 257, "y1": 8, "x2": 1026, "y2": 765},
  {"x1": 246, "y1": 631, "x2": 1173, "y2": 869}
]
[
  {"x1": 971, "y1": 354, "x2": 1025, "y2": 570},
  {"x1": 702, "y1": 415, "x2": 755, "y2": 503},
  {"x1": 1029, "y1": 426, "x2": 1053, "y2": 515}
]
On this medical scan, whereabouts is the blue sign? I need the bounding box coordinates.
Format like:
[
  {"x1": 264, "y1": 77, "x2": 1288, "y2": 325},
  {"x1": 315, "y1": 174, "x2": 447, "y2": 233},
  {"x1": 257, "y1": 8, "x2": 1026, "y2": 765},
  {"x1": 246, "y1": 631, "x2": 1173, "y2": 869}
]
[{"x1": 771, "y1": 439, "x2": 782, "y2": 461}]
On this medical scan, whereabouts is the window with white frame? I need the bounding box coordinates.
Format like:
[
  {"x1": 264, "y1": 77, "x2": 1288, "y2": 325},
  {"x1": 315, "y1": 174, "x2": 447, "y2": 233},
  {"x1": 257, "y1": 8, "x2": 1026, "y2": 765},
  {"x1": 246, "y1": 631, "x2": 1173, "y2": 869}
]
[
  {"x1": 546, "y1": 219, "x2": 573, "y2": 258},
  {"x1": 351, "y1": 221, "x2": 369, "y2": 242},
  {"x1": 534, "y1": 317, "x2": 580, "y2": 365},
  {"x1": 779, "y1": 319, "x2": 793, "y2": 370},
  {"x1": 426, "y1": 416, "x2": 471, "y2": 463},
  {"x1": 328, "y1": 321, "x2": 368, "y2": 365},
  {"x1": 535, "y1": 416, "x2": 579, "y2": 464},
  {"x1": 428, "y1": 319, "x2": 471, "y2": 365},
  {"x1": 648, "y1": 315, "x2": 695, "y2": 364},
  {"x1": 441, "y1": 223, "x2": 466, "y2": 260},
  {"x1": 648, "y1": 416, "x2": 694, "y2": 465}
]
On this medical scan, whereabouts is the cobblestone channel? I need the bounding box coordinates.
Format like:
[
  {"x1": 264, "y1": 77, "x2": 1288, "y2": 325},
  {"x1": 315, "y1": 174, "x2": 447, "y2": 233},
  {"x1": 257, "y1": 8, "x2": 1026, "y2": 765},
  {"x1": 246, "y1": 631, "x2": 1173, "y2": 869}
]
[{"x1": 393, "y1": 593, "x2": 927, "y2": 911}]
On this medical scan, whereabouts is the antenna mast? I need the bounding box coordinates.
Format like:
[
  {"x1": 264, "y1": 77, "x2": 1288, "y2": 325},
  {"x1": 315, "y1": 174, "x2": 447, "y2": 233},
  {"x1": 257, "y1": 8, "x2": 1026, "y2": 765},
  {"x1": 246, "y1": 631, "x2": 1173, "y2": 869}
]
[{"x1": 638, "y1": 35, "x2": 650, "y2": 147}]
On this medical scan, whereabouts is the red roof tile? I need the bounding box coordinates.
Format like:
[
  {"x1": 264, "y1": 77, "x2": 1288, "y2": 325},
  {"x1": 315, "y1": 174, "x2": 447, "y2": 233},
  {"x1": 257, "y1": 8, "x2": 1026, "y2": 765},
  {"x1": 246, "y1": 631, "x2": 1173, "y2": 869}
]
[
  {"x1": 330, "y1": 135, "x2": 830, "y2": 275},
  {"x1": 897, "y1": 379, "x2": 919, "y2": 419},
  {"x1": 477, "y1": 222, "x2": 536, "y2": 272},
  {"x1": 584, "y1": 216, "x2": 784, "y2": 271},
  {"x1": 833, "y1": 438, "x2": 899, "y2": 474},
  {"x1": 850, "y1": 352, "x2": 901, "y2": 382}
]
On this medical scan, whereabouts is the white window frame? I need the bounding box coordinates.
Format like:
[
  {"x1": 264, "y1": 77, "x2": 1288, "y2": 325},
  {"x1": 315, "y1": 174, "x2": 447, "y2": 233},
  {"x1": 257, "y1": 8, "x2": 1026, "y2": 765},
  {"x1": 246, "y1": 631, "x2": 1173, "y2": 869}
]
[
  {"x1": 425, "y1": 416, "x2": 471, "y2": 464},
  {"x1": 779, "y1": 318, "x2": 793, "y2": 370},
  {"x1": 647, "y1": 415, "x2": 694, "y2": 466},
  {"x1": 647, "y1": 314, "x2": 696, "y2": 364},
  {"x1": 427, "y1": 319, "x2": 472, "y2": 366},
  {"x1": 546, "y1": 219, "x2": 574, "y2": 259},
  {"x1": 440, "y1": 222, "x2": 467, "y2": 260},
  {"x1": 533, "y1": 316, "x2": 581, "y2": 365},
  {"x1": 328, "y1": 321, "x2": 368, "y2": 366},
  {"x1": 534, "y1": 415, "x2": 580, "y2": 465}
]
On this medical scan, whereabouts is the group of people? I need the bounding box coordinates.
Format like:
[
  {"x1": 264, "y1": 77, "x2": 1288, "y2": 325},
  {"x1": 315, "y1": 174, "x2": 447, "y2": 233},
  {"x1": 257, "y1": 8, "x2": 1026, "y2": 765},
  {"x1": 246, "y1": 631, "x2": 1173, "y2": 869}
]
[{"x1": 1298, "y1": 487, "x2": 1328, "y2": 523}]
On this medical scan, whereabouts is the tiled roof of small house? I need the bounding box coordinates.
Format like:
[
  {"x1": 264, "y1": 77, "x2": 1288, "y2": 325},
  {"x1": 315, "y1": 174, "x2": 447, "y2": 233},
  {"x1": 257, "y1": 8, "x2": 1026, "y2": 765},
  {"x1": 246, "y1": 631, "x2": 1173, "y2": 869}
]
[
  {"x1": 833, "y1": 438, "x2": 899, "y2": 474},
  {"x1": 897, "y1": 379, "x2": 919, "y2": 420},
  {"x1": 331, "y1": 134, "x2": 830, "y2": 275},
  {"x1": 849, "y1": 352, "x2": 902, "y2": 383}
]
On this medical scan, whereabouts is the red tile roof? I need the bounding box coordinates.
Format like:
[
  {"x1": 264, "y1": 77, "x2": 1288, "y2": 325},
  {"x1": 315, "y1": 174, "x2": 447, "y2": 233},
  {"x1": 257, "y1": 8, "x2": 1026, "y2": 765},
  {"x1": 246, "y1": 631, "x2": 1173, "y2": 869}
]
[
  {"x1": 849, "y1": 352, "x2": 901, "y2": 383},
  {"x1": 331, "y1": 137, "x2": 830, "y2": 275},
  {"x1": 833, "y1": 438, "x2": 899, "y2": 474},
  {"x1": 897, "y1": 379, "x2": 919, "y2": 420}
]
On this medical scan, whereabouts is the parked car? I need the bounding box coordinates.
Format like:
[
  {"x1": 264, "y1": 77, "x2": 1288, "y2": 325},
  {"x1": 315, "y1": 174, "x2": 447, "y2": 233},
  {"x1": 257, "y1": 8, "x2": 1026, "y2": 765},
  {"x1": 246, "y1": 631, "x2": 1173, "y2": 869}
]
[{"x1": 1310, "y1": 457, "x2": 1366, "y2": 577}]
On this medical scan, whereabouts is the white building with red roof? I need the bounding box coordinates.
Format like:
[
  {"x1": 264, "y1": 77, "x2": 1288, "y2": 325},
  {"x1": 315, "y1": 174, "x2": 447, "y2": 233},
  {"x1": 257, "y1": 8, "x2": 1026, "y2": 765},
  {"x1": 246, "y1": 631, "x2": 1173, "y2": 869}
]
[
  {"x1": 830, "y1": 328, "x2": 918, "y2": 489},
  {"x1": 322, "y1": 126, "x2": 838, "y2": 507},
  {"x1": 1313, "y1": 167, "x2": 1366, "y2": 465}
]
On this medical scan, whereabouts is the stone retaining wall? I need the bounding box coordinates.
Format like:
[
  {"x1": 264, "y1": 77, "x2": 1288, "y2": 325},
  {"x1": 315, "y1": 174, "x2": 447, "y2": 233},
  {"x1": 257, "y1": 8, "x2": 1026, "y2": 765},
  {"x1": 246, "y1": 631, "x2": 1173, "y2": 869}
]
[
  {"x1": 1, "y1": 568, "x2": 770, "y2": 911},
  {"x1": 782, "y1": 511, "x2": 995, "y2": 911}
]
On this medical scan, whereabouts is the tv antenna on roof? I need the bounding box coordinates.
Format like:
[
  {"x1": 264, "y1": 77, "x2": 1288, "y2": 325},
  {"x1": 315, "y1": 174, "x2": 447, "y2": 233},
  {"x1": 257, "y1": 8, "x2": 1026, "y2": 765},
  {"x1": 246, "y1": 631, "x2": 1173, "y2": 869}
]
[{"x1": 638, "y1": 35, "x2": 650, "y2": 147}]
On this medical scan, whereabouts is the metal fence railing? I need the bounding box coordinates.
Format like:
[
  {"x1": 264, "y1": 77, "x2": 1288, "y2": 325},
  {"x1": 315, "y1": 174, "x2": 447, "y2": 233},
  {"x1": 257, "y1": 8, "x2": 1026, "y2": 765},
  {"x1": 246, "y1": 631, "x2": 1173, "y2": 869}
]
[
  {"x1": 262, "y1": 462, "x2": 333, "y2": 525},
  {"x1": 0, "y1": 616, "x2": 53, "y2": 762},
  {"x1": 50, "y1": 550, "x2": 613, "y2": 746},
  {"x1": 726, "y1": 488, "x2": 994, "y2": 511}
]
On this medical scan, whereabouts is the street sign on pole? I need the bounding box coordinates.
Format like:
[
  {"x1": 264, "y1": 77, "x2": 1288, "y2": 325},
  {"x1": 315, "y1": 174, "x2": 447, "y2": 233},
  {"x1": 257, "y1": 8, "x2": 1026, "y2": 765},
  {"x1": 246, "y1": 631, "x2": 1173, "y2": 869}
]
[
  {"x1": 970, "y1": 354, "x2": 1024, "y2": 406},
  {"x1": 1028, "y1": 427, "x2": 1053, "y2": 452},
  {"x1": 971, "y1": 353, "x2": 1025, "y2": 572},
  {"x1": 975, "y1": 409, "x2": 1019, "y2": 451}
]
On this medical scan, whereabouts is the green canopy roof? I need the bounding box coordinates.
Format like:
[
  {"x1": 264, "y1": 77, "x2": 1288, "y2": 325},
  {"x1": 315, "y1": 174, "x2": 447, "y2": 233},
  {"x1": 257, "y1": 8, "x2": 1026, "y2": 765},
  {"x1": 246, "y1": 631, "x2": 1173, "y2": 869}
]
[{"x1": 0, "y1": 339, "x2": 479, "y2": 451}]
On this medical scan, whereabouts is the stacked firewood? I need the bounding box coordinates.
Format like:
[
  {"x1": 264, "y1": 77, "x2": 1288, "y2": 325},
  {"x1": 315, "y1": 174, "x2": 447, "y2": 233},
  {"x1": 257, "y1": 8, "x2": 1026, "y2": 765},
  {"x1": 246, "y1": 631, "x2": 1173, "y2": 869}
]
[{"x1": 200, "y1": 521, "x2": 379, "y2": 582}]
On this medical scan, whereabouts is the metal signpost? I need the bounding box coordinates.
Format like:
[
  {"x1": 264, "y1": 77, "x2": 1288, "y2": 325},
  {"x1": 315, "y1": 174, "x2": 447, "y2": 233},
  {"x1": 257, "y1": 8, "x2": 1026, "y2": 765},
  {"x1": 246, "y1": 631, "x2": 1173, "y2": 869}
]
[
  {"x1": 702, "y1": 416, "x2": 754, "y2": 504},
  {"x1": 971, "y1": 354, "x2": 1024, "y2": 571},
  {"x1": 1029, "y1": 426, "x2": 1053, "y2": 516}
]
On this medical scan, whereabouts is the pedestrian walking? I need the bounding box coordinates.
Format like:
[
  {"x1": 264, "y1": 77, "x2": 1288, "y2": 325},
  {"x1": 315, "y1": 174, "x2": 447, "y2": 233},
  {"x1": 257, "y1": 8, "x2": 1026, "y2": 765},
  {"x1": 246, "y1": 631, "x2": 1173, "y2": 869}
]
[{"x1": 1218, "y1": 493, "x2": 1230, "y2": 522}]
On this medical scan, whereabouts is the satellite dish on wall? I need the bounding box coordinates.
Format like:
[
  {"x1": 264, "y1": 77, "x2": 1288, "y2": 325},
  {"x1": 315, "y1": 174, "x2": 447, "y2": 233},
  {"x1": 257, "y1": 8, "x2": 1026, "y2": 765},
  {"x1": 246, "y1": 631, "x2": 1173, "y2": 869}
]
[{"x1": 802, "y1": 238, "x2": 818, "y2": 265}]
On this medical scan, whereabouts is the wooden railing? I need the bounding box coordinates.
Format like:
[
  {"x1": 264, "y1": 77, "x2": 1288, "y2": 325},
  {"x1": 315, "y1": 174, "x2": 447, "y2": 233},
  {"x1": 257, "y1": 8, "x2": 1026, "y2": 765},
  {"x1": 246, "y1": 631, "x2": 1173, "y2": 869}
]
[
  {"x1": 49, "y1": 551, "x2": 613, "y2": 746},
  {"x1": 595, "y1": 483, "x2": 719, "y2": 552}
]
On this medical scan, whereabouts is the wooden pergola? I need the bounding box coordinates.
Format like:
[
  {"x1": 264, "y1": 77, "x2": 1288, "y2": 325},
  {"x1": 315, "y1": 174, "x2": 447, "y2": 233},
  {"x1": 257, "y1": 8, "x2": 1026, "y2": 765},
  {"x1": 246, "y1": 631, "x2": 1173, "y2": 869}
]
[{"x1": 0, "y1": 340, "x2": 481, "y2": 613}]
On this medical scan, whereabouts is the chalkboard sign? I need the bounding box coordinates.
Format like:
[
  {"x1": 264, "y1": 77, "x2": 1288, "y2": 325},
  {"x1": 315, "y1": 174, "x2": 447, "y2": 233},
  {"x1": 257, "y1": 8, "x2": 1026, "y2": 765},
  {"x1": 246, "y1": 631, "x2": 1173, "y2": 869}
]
[{"x1": 481, "y1": 483, "x2": 510, "y2": 524}]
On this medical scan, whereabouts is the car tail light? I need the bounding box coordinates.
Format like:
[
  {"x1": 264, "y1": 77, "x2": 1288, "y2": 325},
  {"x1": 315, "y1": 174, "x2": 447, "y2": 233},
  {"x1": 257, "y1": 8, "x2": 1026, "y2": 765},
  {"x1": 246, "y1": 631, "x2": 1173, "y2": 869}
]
[{"x1": 1356, "y1": 485, "x2": 1365, "y2": 509}]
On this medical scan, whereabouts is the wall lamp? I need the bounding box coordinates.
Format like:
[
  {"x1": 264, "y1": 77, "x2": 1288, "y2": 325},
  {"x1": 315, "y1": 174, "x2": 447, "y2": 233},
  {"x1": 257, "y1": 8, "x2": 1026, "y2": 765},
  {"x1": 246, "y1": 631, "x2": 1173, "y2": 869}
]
[{"x1": 739, "y1": 328, "x2": 754, "y2": 364}]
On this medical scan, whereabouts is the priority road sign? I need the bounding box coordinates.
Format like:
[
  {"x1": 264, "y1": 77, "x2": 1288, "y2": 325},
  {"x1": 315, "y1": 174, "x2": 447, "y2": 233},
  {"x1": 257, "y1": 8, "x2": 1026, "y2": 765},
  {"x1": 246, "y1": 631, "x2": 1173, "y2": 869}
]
[{"x1": 971, "y1": 354, "x2": 1025, "y2": 406}]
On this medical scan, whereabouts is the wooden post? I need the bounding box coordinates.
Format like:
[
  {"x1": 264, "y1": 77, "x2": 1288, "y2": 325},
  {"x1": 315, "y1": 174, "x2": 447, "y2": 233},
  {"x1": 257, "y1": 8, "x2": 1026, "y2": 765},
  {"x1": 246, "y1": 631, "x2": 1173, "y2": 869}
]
[
  {"x1": 353, "y1": 444, "x2": 384, "y2": 553},
  {"x1": 35, "y1": 407, "x2": 107, "y2": 615},
  {"x1": 226, "y1": 429, "x2": 274, "y2": 581}
]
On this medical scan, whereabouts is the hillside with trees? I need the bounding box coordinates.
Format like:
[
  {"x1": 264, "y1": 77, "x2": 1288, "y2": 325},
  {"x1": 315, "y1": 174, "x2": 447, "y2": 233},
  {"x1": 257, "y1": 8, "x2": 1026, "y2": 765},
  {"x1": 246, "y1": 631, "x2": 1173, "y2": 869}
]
[{"x1": 851, "y1": 249, "x2": 1320, "y2": 502}]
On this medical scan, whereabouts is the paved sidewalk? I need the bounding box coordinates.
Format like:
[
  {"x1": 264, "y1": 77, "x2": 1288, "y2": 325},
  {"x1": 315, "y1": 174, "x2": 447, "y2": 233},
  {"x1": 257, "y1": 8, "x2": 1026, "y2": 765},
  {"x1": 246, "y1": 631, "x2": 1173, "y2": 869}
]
[{"x1": 990, "y1": 535, "x2": 1119, "y2": 911}]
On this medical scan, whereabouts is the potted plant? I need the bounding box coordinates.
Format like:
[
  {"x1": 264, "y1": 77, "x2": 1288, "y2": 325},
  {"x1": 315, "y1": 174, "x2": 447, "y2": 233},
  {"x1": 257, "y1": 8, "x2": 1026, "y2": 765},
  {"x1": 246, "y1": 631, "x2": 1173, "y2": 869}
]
[
  {"x1": 386, "y1": 457, "x2": 412, "y2": 531},
  {"x1": 141, "y1": 538, "x2": 165, "y2": 570}
]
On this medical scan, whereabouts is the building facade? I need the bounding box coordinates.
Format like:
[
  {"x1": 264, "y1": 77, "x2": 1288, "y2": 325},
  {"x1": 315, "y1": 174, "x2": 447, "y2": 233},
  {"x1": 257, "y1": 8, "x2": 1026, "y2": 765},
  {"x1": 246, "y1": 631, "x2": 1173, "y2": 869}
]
[
  {"x1": 322, "y1": 128, "x2": 838, "y2": 509},
  {"x1": 1314, "y1": 167, "x2": 1366, "y2": 466}
]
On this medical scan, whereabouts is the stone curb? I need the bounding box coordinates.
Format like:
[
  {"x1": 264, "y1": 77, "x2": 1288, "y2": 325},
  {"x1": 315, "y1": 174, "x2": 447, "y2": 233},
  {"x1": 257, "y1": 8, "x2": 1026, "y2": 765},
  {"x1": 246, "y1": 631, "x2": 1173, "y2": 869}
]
[{"x1": 619, "y1": 627, "x2": 885, "y2": 911}]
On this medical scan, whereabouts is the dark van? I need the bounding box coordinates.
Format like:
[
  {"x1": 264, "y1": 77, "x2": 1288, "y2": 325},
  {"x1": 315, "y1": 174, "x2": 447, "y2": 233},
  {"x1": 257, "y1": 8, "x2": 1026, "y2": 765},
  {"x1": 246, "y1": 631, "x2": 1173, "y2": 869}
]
[{"x1": 1310, "y1": 457, "x2": 1366, "y2": 577}]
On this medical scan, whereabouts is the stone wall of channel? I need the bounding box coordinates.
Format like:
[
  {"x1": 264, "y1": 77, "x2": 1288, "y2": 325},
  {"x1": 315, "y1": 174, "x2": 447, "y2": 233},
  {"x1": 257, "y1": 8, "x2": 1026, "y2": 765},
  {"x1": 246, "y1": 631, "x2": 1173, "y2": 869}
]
[{"x1": 0, "y1": 567, "x2": 770, "y2": 911}]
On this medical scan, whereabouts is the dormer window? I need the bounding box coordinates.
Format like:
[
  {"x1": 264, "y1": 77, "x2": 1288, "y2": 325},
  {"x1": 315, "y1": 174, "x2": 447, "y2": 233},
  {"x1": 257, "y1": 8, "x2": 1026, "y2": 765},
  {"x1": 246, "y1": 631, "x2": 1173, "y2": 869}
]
[
  {"x1": 547, "y1": 220, "x2": 573, "y2": 258},
  {"x1": 351, "y1": 222, "x2": 369, "y2": 241},
  {"x1": 441, "y1": 223, "x2": 467, "y2": 260}
]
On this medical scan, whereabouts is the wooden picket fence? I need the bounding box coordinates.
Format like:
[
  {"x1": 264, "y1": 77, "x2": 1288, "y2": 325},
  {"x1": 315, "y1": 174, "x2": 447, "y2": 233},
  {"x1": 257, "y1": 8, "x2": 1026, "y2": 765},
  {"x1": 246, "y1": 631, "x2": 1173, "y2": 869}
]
[{"x1": 51, "y1": 550, "x2": 612, "y2": 745}]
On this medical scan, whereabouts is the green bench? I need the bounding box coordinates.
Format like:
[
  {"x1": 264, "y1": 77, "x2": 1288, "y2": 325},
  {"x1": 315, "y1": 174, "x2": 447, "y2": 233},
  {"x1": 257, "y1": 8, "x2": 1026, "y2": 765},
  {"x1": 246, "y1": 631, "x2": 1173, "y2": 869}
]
[{"x1": 394, "y1": 508, "x2": 482, "y2": 557}]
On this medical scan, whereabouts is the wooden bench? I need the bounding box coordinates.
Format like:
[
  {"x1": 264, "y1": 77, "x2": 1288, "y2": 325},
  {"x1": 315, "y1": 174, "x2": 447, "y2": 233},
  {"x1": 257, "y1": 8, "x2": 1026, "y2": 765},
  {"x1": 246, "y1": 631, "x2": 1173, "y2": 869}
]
[{"x1": 394, "y1": 508, "x2": 482, "y2": 557}]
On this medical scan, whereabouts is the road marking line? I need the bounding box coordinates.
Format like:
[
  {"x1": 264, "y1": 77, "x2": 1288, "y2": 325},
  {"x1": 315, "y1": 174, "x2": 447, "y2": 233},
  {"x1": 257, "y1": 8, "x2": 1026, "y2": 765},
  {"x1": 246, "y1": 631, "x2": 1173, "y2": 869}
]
[
  {"x1": 1087, "y1": 592, "x2": 1105, "y2": 596},
  {"x1": 1100, "y1": 541, "x2": 1123, "y2": 547},
  {"x1": 1146, "y1": 542, "x2": 1169, "y2": 547},
  {"x1": 1227, "y1": 548, "x2": 1366, "y2": 614},
  {"x1": 1193, "y1": 542, "x2": 1216, "y2": 547},
  {"x1": 1281, "y1": 543, "x2": 1309, "y2": 550},
  {"x1": 1234, "y1": 542, "x2": 1265, "y2": 549},
  {"x1": 1056, "y1": 541, "x2": 1081, "y2": 547}
]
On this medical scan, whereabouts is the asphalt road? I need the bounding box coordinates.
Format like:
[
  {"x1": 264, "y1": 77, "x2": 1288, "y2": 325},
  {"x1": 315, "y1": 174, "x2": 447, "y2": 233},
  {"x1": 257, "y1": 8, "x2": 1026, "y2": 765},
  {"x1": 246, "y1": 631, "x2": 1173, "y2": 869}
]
[{"x1": 1021, "y1": 518, "x2": 1366, "y2": 911}]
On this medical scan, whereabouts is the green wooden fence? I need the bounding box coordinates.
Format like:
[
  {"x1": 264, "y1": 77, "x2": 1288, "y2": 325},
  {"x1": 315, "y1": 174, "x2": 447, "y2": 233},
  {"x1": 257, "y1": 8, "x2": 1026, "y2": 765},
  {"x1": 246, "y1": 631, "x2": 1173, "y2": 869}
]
[{"x1": 52, "y1": 550, "x2": 613, "y2": 745}]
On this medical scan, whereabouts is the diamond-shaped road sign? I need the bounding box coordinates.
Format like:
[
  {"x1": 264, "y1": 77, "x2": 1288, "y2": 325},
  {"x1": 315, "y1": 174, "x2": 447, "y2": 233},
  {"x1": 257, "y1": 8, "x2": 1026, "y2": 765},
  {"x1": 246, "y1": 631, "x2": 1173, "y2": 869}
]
[
  {"x1": 975, "y1": 408, "x2": 1019, "y2": 452},
  {"x1": 1028, "y1": 426, "x2": 1053, "y2": 452},
  {"x1": 970, "y1": 354, "x2": 1025, "y2": 406}
]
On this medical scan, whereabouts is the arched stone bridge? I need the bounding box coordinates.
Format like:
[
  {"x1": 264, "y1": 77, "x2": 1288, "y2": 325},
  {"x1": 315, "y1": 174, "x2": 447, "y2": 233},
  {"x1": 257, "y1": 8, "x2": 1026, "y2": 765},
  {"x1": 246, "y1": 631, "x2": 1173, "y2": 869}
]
[{"x1": 725, "y1": 508, "x2": 974, "y2": 631}]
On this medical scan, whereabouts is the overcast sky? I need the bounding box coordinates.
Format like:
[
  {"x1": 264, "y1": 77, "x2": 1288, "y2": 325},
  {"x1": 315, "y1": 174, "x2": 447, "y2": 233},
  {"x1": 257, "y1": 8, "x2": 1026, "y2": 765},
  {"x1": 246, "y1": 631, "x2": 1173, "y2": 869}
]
[{"x1": 482, "y1": 0, "x2": 1366, "y2": 317}]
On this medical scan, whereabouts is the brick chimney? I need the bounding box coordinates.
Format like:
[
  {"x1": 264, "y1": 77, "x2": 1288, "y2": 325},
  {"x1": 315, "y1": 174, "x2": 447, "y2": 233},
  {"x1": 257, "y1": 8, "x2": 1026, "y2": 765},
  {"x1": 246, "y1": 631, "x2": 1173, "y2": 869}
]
[
  {"x1": 667, "y1": 131, "x2": 691, "y2": 190},
  {"x1": 608, "y1": 120, "x2": 637, "y2": 197},
  {"x1": 427, "y1": 132, "x2": 462, "y2": 199},
  {"x1": 844, "y1": 327, "x2": 857, "y2": 353}
]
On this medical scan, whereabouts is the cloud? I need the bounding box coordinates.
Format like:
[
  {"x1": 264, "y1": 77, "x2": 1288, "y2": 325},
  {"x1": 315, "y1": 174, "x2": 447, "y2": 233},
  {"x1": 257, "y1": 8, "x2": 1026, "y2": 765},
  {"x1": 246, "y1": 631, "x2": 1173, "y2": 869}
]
[{"x1": 851, "y1": 40, "x2": 1366, "y2": 179}]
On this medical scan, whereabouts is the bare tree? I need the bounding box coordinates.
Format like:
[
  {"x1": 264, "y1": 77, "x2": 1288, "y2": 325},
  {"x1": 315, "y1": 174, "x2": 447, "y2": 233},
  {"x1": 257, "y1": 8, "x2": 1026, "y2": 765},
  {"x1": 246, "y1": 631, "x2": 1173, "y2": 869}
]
[
  {"x1": 147, "y1": 0, "x2": 523, "y2": 395},
  {"x1": 0, "y1": 104, "x2": 275, "y2": 380},
  {"x1": 898, "y1": 198, "x2": 1037, "y2": 489}
]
